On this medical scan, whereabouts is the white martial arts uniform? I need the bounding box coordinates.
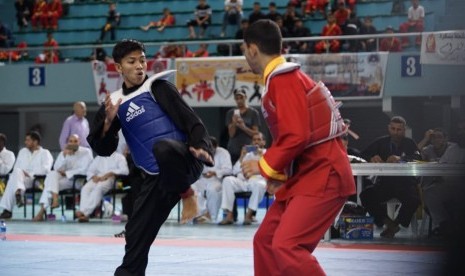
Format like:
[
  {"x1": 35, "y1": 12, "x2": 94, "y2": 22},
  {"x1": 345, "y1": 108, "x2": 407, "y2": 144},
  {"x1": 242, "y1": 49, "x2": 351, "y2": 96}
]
[
  {"x1": 0, "y1": 147, "x2": 53, "y2": 212},
  {"x1": 221, "y1": 150, "x2": 267, "y2": 212},
  {"x1": 192, "y1": 146, "x2": 232, "y2": 221},
  {"x1": 38, "y1": 146, "x2": 94, "y2": 209},
  {"x1": 0, "y1": 147, "x2": 15, "y2": 175},
  {"x1": 79, "y1": 152, "x2": 129, "y2": 216}
]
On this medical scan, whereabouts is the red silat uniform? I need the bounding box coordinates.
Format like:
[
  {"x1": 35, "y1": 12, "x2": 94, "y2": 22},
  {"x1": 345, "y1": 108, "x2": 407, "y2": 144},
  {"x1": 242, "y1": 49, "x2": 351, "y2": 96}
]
[{"x1": 254, "y1": 57, "x2": 355, "y2": 276}]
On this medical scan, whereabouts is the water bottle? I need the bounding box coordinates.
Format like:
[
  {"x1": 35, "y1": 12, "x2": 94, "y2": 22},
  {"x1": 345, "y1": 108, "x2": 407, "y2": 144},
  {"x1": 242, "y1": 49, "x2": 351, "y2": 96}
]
[{"x1": 0, "y1": 220, "x2": 6, "y2": 241}]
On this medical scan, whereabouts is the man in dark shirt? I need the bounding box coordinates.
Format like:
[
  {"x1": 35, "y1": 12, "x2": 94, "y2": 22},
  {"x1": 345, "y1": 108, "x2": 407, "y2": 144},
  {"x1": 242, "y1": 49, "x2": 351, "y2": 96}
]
[
  {"x1": 360, "y1": 116, "x2": 421, "y2": 238},
  {"x1": 248, "y1": 2, "x2": 266, "y2": 25},
  {"x1": 87, "y1": 39, "x2": 214, "y2": 275}
]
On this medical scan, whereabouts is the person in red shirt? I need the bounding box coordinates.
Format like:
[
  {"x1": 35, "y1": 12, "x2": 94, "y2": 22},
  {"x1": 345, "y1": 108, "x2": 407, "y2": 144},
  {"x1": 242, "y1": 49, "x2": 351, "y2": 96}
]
[
  {"x1": 140, "y1": 8, "x2": 175, "y2": 32},
  {"x1": 333, "y1": 0, "x2": 351, "y2": 27},
  {"x1": 31, "y1": 0, "x2": 48, "y2": 30},
  {"x1": 379, "y1": 26, "x2": 402, "y2": 52},
  {"x1": 314, "y1": 14, "x2": 342, "y2": 53},
  {"x1": 47, "y1": 0, "x2": 62, "y2": 30},
  {"x1": 241, "y1": 19, "x2": 355, "y2": 276},
  {"x1": 35, "y1": 31, "x2": 59, "y2": 63}
]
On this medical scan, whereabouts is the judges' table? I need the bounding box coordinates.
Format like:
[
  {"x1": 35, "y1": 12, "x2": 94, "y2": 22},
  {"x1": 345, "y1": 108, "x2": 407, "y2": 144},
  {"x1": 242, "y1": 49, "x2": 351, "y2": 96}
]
[{"x1": 350, "y1": 163, "x2": 465, "y2": 204}]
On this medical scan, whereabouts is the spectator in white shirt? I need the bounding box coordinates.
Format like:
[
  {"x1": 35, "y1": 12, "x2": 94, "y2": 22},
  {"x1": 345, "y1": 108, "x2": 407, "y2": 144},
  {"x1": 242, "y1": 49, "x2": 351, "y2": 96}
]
[
  {"x1": 192, "y1": 137, "x2": 232, "y2": 223},
  {"x1": 33, "y1": 134, "x2": 94, "y2": 221},
  {"x1": 75, "y1": 151, "x2": 129, "y2": 222},
  {"x1": 0, "y1": 133, "x2": 15, "y2": 175},
  {"x1": 219, "y1": 132, "x2": 267, "y2": 225},
  {"x1": 0, "y1": 131, "x2": 53, "y2": 219},
  {"x1": 220, "y1": 0, "x2": 243, "y2": 37},
  {"x1": 399, "y1": 0, "x2": 425, "y2": 46}
]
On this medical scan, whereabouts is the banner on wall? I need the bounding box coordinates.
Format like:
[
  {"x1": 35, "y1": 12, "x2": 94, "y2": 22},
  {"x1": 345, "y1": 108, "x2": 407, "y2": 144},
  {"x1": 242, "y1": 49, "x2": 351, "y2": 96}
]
[
  {"x1": 175, "y1": 57, "x2": 262, "y2": 107},
  {"x1": 91, "y1": 58, "x2": 172, "y2": 104},
  {"x1": 288, "y1": 52, "x2": 388, "y2": 100},
  {"x1": 420, "y1": 31, "x2": 465, "y2": 65}
]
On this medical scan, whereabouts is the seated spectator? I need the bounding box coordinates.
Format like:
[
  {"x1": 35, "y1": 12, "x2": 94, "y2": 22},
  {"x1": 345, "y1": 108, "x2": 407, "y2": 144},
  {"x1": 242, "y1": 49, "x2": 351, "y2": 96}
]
[
  {"x1": 99, "y1": 2, "x2": 120, "y2": 41},
  {"x1": 248, "y1": 2, "x2": 266, "y2": 25},
  {"x1": 379, "y1": 26, "x2": 402, "y2": 52},
  {"x1": 75, "y1": 151, "x2": 129, "y2": 223},
  {"x1": 314, "y1": 14, "x2": 342, "y2": 53},
  {"x1": 342, "y1": 12, "x2": 362, "y2": 52},
  {"x1": 15, "y1": 0, "x2": 31, "y2": 29},
  {"x1": 187, "y1": 43, "x2": 209, "y2": 57},
  {"x1": 399, "y1": 0, "x2": 424, "y2": 47},
  {"x1": 359, "y1": 116, "x2": 421, "y2": 238},
  {"x1": 187, "y1": 0, "x2": 211, "y2": 39},
  {"x1": 418, "y1": 128, "x2": 453, "y2": 162},
  {"x1": 0, "y1": 21, "x2": 14, "y2": 49},
  {"x1": 333, "y1": 0, "x2": 351, "y2": 29},
  {"x1": 360, "y1": 16, "x2": 377, "y2": 52},
  {"x1": 422, "y1": 126, "x2": 465, "y2": 237},
  {"x1": 35, "y1": 31, "x2": 59, "y2": 64},
  {"x1": 192, "y1": 137, "x2": 232, "y2": 223},
  {"x1": 219, "y1": 132, "x2": 267, "y2": 225},
  {"x1": 302, "y1": 0, "x2": 329, "y2": 18},
  {"x1": 0, "y1": 133, "x2": 15, "y2": 197},
  {"x1": 0, "y1": 133, "x2": 16, "y2": 176},
  {"x1": 140, "y1": 8, "x2": 175, "y2": 32},
  {"x1": 289, "y1": 17, "x2": 312, "y2": 54},
  {"x1": 46, "y1": 0, "x2": 62, "y2": 30},
  {"x1": 391, "y1": 0, "x2": 405, "y2": 15},
  {"x1": 265, "y1": 2, "x2": 282, "y2": 22},
  {"x1": 0, "y1": 131, "x2": 54, "y2": 219},
  {"x1": 89, "y1": 40, "x2": 111, "y2": 63},
  {"x1": 33, "y1": 134, "x2": 93, "y2": 221},
  {"x1": 282, "y1": 2, "x2": 301, "y2": 32},
  {"x1": 31, "y1": 0, "x2": 48, "y2": 31},
  {"x1": 233, "y1": 19, "x2": 249, "y2": 55},
  {"x1": 220, "y1": 0, "x2": 243, "y2": 38}
]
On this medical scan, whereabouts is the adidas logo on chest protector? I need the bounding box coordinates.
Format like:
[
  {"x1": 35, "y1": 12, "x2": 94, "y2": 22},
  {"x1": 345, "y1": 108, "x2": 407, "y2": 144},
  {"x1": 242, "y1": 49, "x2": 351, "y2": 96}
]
[{"x1": 126, "y1": 101, "x2": 145, "y2": 122}]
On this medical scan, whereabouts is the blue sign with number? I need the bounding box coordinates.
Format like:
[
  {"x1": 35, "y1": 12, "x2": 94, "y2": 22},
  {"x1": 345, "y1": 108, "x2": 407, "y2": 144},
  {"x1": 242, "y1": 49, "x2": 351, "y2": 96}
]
[
  {"x1": 401, "y1": 55, "x2": 421, "y2": 77},
  {"x1": 29, "y1": 67, "x2": 46, "y2": 86}
]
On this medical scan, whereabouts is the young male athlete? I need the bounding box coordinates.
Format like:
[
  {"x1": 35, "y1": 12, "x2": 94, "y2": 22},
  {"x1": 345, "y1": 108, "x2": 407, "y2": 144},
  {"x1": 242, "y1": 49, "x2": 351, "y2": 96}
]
[
  {"x1": 87, "y1": 39, "x2": 214, "y2": 275},
  {"x1": 240, "y1": 20, "x2": 356, "y2": 275}
]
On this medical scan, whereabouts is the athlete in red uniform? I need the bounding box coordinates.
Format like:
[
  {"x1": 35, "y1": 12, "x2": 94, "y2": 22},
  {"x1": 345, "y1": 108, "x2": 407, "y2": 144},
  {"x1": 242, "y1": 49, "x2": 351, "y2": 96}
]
[{"x1": 241, "y1": 19, "x2": 355, "y2": 276}]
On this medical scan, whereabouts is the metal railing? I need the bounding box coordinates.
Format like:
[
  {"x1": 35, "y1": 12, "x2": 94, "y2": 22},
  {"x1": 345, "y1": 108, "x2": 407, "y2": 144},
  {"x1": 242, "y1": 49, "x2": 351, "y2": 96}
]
[{"x1": 0, "y1": 31, "x2": 432, "y2": 64}]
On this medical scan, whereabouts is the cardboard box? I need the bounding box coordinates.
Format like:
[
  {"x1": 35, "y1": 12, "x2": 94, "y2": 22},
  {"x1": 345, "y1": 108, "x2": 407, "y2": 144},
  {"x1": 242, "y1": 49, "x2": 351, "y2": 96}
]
[{"x1": 339, "y1": 216, "x2": 374, "y2": 240}]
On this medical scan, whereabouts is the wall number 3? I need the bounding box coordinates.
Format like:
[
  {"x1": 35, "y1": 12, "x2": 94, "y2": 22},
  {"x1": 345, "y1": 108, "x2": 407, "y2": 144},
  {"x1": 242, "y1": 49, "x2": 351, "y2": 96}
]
[
  {"x1": 401, "y1": 55, "x2": 421, "y2": 77},
  {"x1": 29, "y1": 67, "x2": 45, "y2": 86}
]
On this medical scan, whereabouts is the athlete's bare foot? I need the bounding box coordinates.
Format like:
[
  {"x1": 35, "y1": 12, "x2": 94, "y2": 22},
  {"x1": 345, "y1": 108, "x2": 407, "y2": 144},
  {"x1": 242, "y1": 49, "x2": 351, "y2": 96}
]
[{"x1": 180, "y1": 194, "x2": 198, "y2": 224}]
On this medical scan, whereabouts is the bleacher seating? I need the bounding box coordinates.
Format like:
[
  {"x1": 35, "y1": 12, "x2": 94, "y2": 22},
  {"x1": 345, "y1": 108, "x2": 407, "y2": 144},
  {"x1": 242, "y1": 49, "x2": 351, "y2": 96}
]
[{"x1": 9, "y1": 0, "x2": 443, "y2": 61}]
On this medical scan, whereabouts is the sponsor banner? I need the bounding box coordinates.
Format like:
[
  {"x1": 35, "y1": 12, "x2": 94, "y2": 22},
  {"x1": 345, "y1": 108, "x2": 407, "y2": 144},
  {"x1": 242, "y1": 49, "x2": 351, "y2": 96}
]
[
  {"x1": 175, "y1": 57, "x2": 262, "y2": 107},
  {"x1": 289, "y1": 53, "x2": 388, "y2": 100},
  {"x1": 420, "y1": 31, "x2": 465, "y2": 65},
  {"x1": 91, "y1": 58, "x2": 171, "y2": 105}
]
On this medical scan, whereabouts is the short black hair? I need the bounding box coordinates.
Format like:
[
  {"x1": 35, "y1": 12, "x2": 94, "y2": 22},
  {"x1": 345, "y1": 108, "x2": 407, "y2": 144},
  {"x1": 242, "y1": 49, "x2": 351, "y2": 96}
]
[
  {"x1": 0, "y1": 133, "x2": 6, "y2": 144},
  {"x1": 26, "y1": 131, "x2": 41, "y2": 143},
  {"x1": 244, "y1": 19, "x2": 282, "y2": 55},
  {"x1": 112, "y1": 39, "x2": 146, "y2": 63}
]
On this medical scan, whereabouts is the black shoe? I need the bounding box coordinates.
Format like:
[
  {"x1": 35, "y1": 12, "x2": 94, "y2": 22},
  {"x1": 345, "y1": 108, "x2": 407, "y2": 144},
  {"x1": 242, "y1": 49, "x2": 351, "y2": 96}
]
[
  {"x1": 15, "y1": 193, "x2": 24, "y2": 207},
  {"x1": 0, "y1": 210, "x2": 12, "y2": 219}
]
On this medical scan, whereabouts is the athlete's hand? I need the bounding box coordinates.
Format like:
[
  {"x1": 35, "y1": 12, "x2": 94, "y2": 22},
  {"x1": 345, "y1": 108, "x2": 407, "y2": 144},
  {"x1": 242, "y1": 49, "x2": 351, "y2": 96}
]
[
  {"x1": 104, "y1": 92, "x2": 122, "y2": 123},
  {"x1": 189, "y1": 147, "x2": 214, "y2": 166},
  {"x1": 266, "y1": 179, "x2": 283, "y2": 195}
]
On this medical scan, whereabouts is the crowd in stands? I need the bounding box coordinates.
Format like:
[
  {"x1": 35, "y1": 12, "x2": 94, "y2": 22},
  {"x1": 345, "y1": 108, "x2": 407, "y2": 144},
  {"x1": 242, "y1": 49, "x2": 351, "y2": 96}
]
[{"x1": 0, "y1": 0, "x2": 430, "y2": 63}]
